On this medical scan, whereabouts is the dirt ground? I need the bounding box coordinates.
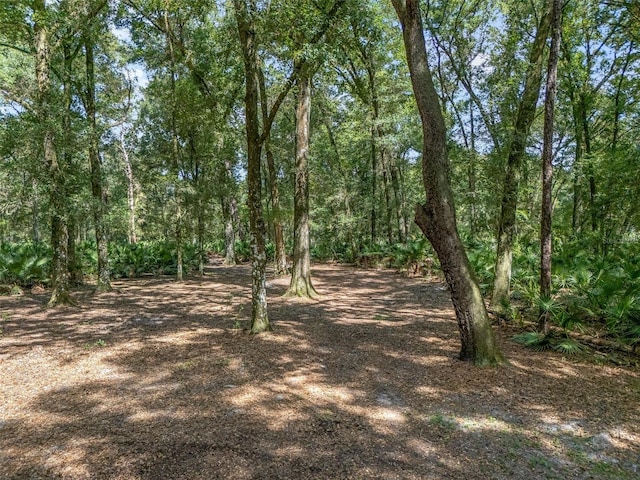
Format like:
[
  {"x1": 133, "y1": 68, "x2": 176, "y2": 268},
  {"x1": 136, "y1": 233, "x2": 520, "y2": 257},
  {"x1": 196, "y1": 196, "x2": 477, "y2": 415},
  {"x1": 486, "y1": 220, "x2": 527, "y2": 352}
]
[{"x1": 1, "y1": 259, "x2": 639, "y2": 479}]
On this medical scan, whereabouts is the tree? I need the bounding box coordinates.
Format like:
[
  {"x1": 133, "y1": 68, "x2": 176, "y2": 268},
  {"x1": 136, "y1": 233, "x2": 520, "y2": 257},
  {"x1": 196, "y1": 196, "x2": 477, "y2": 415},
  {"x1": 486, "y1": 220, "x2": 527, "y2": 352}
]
[
  {"x1": 234, "y1": 0, "x2": 344, "y2": 328},
  {"x1": 234, "y1": 0, "x2": 271, "y2": 333},
  {"x1": 539, "y1": 0, "x2": 562, "y2": 332},
  {"x1": 83, "y1": 4, "x2": 113, "y2": 292},
  {"x1": 286, "y1": 62, "x2": 318, "y2": 297},
  {"x1": 163, "y1": 7, "x2": 184, "y2": 282},
  {"x1": 258, "y1": 65, "x2": 287, "y2": 275},
  {"x1": 491, "y1": 3, "x2": 551, "y2": 313},
  {"x1": 560, "y1": 0, "x2": 638, "y2": 246},
  {"x1": 33, "y1": 0, "x2": 74, "y2": 306},
  {"x1": 391, "y1": 0, "x2": 505, "y2": 365}
]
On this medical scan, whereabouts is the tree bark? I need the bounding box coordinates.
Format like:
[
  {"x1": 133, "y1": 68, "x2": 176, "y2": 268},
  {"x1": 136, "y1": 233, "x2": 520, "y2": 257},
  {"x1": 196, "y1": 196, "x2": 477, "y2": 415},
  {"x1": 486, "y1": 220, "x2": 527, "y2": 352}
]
[
  {"x1": 258, "y1": 66, "x2": 288, "y2": 276},
  {"x1": 562, "y1": 40, "x2": 587, "y2": 237},
  {"x1": 34, "y1": 0, "x2": 73, "y2": 306},
  {"x1": 189, "y1": 132, "x2": 206, "y2": 276},
  {"x1": 492, "y1": 7, "x2": 551, "y2": 313},
  {"x1": 539, "y1": 0, "x2": 562, "y2": 333},
  {"x1": 233, "y1": 0, "x2": 343, "y2": 329},
  {"x1": 581, "y1": 93, "x2": 597, "y2": 234},
  {"x1": 222, "y1": 157, "x2": 238, "y2": 265},
  {"x1": 382, "y1": 155, "x2": 394, "y2": 244},
  {"x1": 287, "y1": 63, "x2": 318, "y2": 298},
  {"x1": 391, "y1": 0, "x2": 505, "y2": 365},
  {"x1": 267, "y1": 148, "x2": 288, "y2": 275},
  {"x1": 84, "y1": 31, "x2": 112, "y2": 292},
  {"x1": 369, "y1": 125, "x2": 378, "y2": 245},
  {"x1": 164, "y1": 10, "x2": 183, "y2": 281},
  {"x1": 389, "y1": 160, "x2": 404, "y2": 243},
  {"x1": 223, "y1": 196, "x2": 238, "y2": 265},
  {"x1": 234, "y1": 0, "x2": 270, "y2": 333},
  {"x1": 62, "y1": 42, "x2": 80, "y2": 287},
  {"x1": 119, "y1": 130, "x2": 137, "y2": 244}
]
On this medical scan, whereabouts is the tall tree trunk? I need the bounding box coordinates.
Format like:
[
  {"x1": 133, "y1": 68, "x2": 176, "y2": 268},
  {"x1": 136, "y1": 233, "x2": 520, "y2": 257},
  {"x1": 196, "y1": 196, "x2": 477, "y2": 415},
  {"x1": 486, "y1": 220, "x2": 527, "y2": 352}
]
[
  {"x1": 580, "y1": 93, "x2": 598, "y2": 234},
  {"x1": 323, "y1": 116, "x2": 356, "y2": 253},
  {"x1": 391, "y1": 0, "x2": 505, "y2": 365},
  {"x1": 190, "y1": 132, "x2": 206, "y2": 276},
  {"x1": 266, "y1": 148, "x2": 288, "y2": 275},
  {"x1": 491, "y1": 7, "x2": 551, "y2": 313},
  {"x1": 223, "y1": 196, "x2": 238, "y2": 265},
  {"x1": 369, "y1": 126, "x2": 377, "y2": 245},
  {"x1": 562, "y1": 38, "x2": 585, "y2": 237},
  {"x1": 389, "y1": 159, "x2": 404, "y2": 243},
  {"x1": 223, "y1": 158, "x2": 238, "y2": 265},
  {"x1": 540, "y1": 0, "x2": 562, "y2": 333},
  {"x1": 287, "y1": 64, "x2": 317, "y2": 297},
  {"x1": 468, "y1": 102, "x2": 478, "y2": 236},
  {"x1": 84, "y1": 32, "x2": 112, "y2": 292},
  {"x1": 233, "y1": 0, "x2": 343, "y2": 330},
  {"x1": 62, "y1": 43, "x2": 80, "y2": 287},
  {"x1": 67, "y1": 217, "x2": 78, "y2": 285},
  {"x1": 34, "y1": 0, "x2": 72, "y2": 306},
  {"x1": 382, "y1": 156, "x2": 394, "y2": 244},
  {"x1": 235, "y1": 0, "x2": 270, "y2": 332},
  {"x1": 258, "y1": 66, "x2": 288, "y2": 276},
  {"x1": 32, "y1": 179, "x2": 40, "y2": 244},
  {"x1": 568, "y1": 86, "x2": 584, "y2": 236},
  {"x1": 119, "y1": 130, "x2": 137, "y2": 244},
  {"x1": 164, "y1": 11, "x2": 183, "y2": 281}
]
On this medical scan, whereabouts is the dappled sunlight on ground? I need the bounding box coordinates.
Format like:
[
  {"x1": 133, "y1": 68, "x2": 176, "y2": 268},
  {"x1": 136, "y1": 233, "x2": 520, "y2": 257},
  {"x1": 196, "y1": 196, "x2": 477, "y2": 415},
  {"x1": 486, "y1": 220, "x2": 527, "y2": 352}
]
[{"x1": 1, "y1": 260, "x2": 639, "y2": 479}]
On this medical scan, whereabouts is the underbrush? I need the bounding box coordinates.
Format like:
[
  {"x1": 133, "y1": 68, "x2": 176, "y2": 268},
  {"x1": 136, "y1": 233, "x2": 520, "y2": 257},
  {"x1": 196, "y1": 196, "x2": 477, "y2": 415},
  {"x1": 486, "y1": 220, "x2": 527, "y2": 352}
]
[
  {"x1": 0, "y1": 240, "x2": 207, "y2": 287},
  {"x1": 311, "y1": 236, "x2": 439, "y2": 276},
  {"x1": 0, "y1": 242, "x2": 50, "y2": 289},
  {"x1": 106, "y1": 241, "x2": 202, "y2": 278},
  {"x1": 3, "y1": 235, "x2": 639, "y2": 353},
  {"x1": 500, "y1": 240, "x2": 640, "y2": 354}
]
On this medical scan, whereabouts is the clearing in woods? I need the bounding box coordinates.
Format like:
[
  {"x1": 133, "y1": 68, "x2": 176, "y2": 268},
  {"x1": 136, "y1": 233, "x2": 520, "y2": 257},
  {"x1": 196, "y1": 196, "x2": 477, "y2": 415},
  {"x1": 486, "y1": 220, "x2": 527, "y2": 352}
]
[{"x1": 0, "y1": 259, "x2": 639, "y2": 479}]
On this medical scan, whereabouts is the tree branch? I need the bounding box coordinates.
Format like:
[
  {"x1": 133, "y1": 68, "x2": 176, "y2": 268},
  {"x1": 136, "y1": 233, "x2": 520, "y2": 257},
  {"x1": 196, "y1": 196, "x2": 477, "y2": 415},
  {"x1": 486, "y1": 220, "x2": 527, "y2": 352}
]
[{"x1": 258, "y1": 0, "x2": 346, "y2": 145}]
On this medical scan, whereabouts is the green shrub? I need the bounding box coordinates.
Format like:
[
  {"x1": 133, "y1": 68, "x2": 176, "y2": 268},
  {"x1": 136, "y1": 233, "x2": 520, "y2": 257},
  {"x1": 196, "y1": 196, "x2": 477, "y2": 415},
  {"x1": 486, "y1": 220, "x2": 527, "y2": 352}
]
[
  {"x1": 108, "y1": 241, "x2": 200, "y2": 278},
  {"x1": 0, "y1": 242, "x2": 50, "y2": 287}
]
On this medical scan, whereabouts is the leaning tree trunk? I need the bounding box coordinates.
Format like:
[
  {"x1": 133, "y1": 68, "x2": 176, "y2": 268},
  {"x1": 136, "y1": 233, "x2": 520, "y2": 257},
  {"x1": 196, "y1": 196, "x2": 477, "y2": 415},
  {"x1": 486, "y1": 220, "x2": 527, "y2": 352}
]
[
  {"x1": 235, "y1": 0, "x2": 270, "y2": 333},
  {"x1": 34, "y1": 0, "x2": 72, "y2": 306},
  {"x1": 391, "y1": 0, "x2": 504, "y2": 365},
  {"x1": 539, "y1": 0, "x2": 562, "y2": 333},
  {"x1": 85, "y1": 32, "x2": 112, "y2": 292},
  {"x1": 492, "y1": 7, "x2": 551, "y2": 313},
  {"x1": 287, "y1": 64, "x2": 318, "y2": 298}
]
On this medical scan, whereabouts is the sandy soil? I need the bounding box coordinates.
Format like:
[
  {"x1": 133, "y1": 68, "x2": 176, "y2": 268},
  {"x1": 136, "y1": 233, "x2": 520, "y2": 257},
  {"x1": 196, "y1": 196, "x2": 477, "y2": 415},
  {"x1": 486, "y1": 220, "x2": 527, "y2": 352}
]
[{"x1": 1, "y1": 259, "x2": 639, "y2": 479}]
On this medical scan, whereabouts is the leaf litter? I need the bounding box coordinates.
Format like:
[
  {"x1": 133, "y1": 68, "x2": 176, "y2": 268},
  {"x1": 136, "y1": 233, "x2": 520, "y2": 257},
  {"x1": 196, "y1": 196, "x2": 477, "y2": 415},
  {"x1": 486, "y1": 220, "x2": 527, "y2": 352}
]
[{"x1": 0, "y1": 259, "x2": 638, "y2": 479}]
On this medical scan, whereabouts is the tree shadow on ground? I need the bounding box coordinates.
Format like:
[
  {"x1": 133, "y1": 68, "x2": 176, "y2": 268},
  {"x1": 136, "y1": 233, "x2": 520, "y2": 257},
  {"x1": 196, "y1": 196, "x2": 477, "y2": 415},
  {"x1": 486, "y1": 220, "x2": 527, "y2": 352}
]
[{"x1": 1, "y1": 262, "x2": 639, "y2": 479}]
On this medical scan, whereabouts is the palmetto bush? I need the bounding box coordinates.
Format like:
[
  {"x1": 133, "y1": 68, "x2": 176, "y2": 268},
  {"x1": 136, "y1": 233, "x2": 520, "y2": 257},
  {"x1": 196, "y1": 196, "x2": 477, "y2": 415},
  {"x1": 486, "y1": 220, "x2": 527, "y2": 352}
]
[
  {"x1": 465, "y1": 239, "x2": 495, "y2": 295},
  {"x1": 456, "y1": 238, "x2": 640, "y2": 349},
  {"x1": 510, "y1": 241, "x2": 640, "y2": 348},
  {"x1": 108, "y1": 241, "x2": 200, "y2": 278},
  {"x1": 0, "y1": 242, "x2": 50, "y2": 287}
]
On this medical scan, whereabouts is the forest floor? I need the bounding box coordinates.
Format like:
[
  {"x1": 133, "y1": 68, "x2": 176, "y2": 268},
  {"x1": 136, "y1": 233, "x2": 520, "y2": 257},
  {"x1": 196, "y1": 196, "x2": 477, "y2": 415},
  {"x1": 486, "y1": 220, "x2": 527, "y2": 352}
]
[{"x1": 1, "y1": 258, "x2": 639, "y2": 480}]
